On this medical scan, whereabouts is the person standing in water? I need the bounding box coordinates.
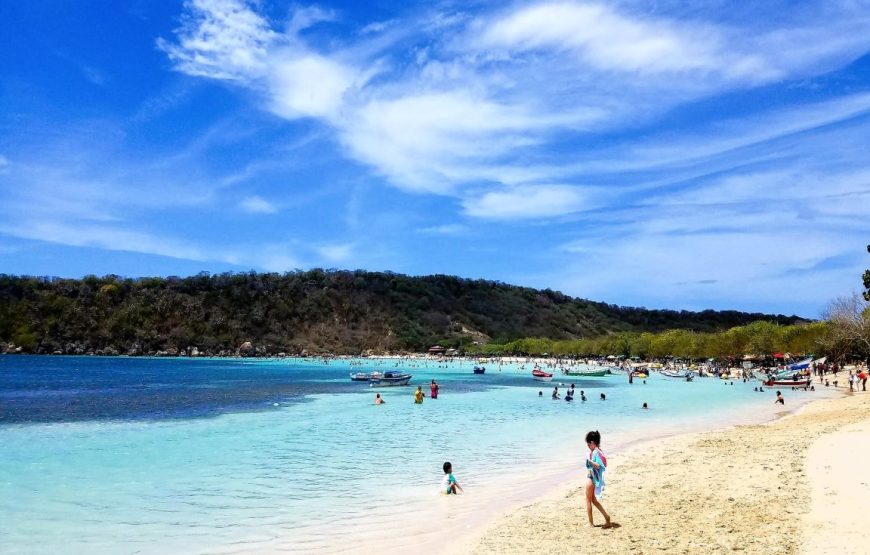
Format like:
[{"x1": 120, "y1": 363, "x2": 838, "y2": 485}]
[
  {"x1": 430, "y1": 379, "x2": 439, "y2": 399},
  {"x1": 414, "y1": 386, "x2": 424, "y2": 404},
  {"x1": 584, "y1": 430, "x2": 611, "y2": 528}
]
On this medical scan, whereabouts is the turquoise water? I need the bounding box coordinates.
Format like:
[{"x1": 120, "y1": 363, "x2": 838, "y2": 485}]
[{"x1": 0, "y1": 356, "x2": 828, "y2": 554}]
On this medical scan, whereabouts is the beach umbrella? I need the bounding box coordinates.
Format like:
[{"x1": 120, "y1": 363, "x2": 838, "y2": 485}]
[{"x1": 773, "y1": 352, "x2": 784, "y2": 359}]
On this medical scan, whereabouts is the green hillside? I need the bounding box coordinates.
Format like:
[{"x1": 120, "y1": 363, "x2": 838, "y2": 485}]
[{"x1": 0, "y1": 270, "x2": 804, "y2": 356}]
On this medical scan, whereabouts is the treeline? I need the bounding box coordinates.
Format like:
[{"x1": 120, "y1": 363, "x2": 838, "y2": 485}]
[
  {"x1": 471, "y1": 320, "x2": 837, "y2": 360},
  {"x1": 0, "y1": 270, "x2": 804, "y2": 356}
]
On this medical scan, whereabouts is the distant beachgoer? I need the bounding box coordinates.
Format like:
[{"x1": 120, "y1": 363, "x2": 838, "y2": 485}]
[
  {"x1": 441, "y1": 461, "x2": 464, "y2": 495},
  {"x1": 642, "y1": 402, "x2": 648, "y2": 409},
  {"x1": 584, "y1": 430, "x2": 611, "y2": 528},
  {"x1": 643, "y1": 380, "x2": 646, "y2": 384},
  {"x1": 539, "y1": 390, "x2": 543, "y2": 397},
  {"x1": 759, "y1": 386, "x2": 764, "y2": 392},
  {"x1": 628, "y1": 373, "x2": 633, "y2": 384},
  {"x1": 754, "y1": 387, "x2": 758, "y2": 392},
  {"x1": 775, "y1": 391, "x2": 784, "y2": 405},
  {"x1": 415, "y1": 386, "x2": 424, "y2": 404},
  {"x1": 430, "y1": 379, "x2": 439, "y2": 400},
  {"x1": 600, "y1": 393, "x2": 606, "y2": 401},
  {"x1": 581, "y1": 393, "x2": 587, "y2": 402},
  {"x1": 552, "y1": 387, "x2": 560, "y2": 400},
  {"x1": 375, "y1": 393, "x2": 385, "y2": 405},
  {"x1": 565, "y1": 390, "x2": 574, "y2": 402}
]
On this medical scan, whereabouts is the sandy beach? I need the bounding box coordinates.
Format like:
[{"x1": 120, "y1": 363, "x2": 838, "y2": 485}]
[{"x1": 464, "y1": 388, "x2": 870, "y2": 555}]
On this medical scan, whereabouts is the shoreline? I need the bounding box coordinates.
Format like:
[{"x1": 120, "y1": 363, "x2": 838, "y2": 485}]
[
  {"x1": 426, "y1": 383, "x2": 842, "y2": 555},
  {"x1": 461, "y1": 387, "x2": 868, "y2": 554}
]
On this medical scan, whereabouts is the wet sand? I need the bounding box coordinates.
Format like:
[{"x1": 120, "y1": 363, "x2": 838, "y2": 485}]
[{"x1": 465, "y1": 389, "x2": 870, "y2": 555}]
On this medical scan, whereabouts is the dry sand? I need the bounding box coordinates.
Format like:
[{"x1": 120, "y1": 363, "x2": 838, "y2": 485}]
[{"x1": 464, "y1": 390, "x2": 870, "y2": 555}]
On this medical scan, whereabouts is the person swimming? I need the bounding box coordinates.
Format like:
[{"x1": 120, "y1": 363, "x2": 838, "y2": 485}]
[
  {"x1": 642, "y1": 402, "x2": 648, "y2": 409},
  {"x1": 374, "y1": 393, "x2": 385, "y2": 405},
  {"x1": 552, "y1": 387, "x2": 560, "y2": 400},
  {"x1": 600, "y1": 393, "x2": 606, "y2": 400},
  {"x1": 414, "y1": 386, "x2": 424, "y2": 404}
]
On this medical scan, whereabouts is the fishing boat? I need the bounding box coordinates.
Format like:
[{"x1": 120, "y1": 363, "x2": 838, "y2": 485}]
[
  {"x1": 532, "y1": 368, "x2": 553, "y2": 382},
  {"x1": 761, "y1": 377, "x2": 811, "y2": 387},
  {"x1": 562, "y1": 368, "x2": 608, "y2": 377},
  {"x1": 473, "y1": 366, "x2": 486, "y2": 374},
  {"x1": 369, "y1": 371, "x2": 412, "y2": 387}
]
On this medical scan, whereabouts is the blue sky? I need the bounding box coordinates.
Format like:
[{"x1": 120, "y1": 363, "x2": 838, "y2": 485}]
[{"x1": 1, "y1": 0, "x2": 869, "y2": 317}]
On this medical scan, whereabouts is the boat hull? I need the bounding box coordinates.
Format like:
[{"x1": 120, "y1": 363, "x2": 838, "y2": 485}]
[
  {"x1": 563, "y1": 370, "x2": 607, "y2": 377},
  {"x1": 762, "y1": 378, "x2": 811, "y2": 387},
  {"x1": 369, "y1": 378, "x2": 411, "y2": 387}
]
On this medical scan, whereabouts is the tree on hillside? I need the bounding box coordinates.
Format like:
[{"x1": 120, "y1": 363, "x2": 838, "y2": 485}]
[
  {"x1": 863, "y1": 243, "x2": 870, "y2": 301},
  {"x1": 821, "y1": 293, "x2": 870, "y2": 362}
]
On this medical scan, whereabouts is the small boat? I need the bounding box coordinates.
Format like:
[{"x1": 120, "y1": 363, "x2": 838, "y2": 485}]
[
  {"x1": 532, "y1": 368, "x2": 553, "y2": 382},
  {"x1": 762, "y1": 378, "x2": 811, "y2": 387},
  {"x1": 473, "y1": 366, "x2": 486, "y2": 374},
  {"x1": 562, "y1": 368, "x2": 608, "y2": 377},
  {"x1": 632, "y1": 372, "x2": 648, "y2": 379},
  {"x1": 350, "y1": 372, "x2": 371, "y2": 381},
  {"x1": 786, "y1": 357, "x2": 813, "y2": 371},
  {"x1": 661, "y1": 370, "x2": 694, "y2": 380},
  {"x1": 369, "y1": 371, "x2": 412, "y2": 387}
]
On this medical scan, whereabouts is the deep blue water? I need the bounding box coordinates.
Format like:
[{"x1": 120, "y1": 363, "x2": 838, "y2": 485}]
[{"x1": 0, "y1": 355, "x2": 595, "y2": 423}]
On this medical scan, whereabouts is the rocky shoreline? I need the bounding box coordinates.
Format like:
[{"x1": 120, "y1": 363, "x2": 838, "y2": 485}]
[{"x1": 0, "y1": 340, "x2": 311, "y2": 358}]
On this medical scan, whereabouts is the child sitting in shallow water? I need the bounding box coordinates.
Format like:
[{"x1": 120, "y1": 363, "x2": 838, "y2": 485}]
[{"x1": 441, "y1": 461, "x2": 464, "y2": 495}]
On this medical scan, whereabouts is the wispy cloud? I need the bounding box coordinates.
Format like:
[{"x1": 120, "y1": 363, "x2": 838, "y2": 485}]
[
  {"x1": 463, "y1": 185, "x2": 599, "y2": 220},
  {"x1": 316, "y1": 242, "x2": 356, "y2": 264},
  {"x1": 159, "y1": 0, "x2": 870, "y2": 217},
  {"x1": 240, "y1": 195, "x2": 277, "y2": 214},
  {"x1": 417, "y1": 224, "x2": 468, "y2": 236}
]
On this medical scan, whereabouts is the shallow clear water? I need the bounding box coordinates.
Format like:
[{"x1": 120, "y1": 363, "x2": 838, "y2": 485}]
[{"x1": 0, "y1": 356, "x2": 828, "y2": 554}]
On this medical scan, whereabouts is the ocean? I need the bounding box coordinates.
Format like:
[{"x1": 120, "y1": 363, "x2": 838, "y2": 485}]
[{"x1": 0, "y1": 355, "x2": 827, "y2": 554}]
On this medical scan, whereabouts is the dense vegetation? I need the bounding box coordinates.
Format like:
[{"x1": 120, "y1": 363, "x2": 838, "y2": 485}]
[
  {"x1": 0, "y1": 270, "x2": 804, "y2": 356},
  {"x1": 472, "y1": 321, "x2": 834, "y2": 360},
  {"x1": 475, "y1": 245, "x2": 870, "y2": 362}
]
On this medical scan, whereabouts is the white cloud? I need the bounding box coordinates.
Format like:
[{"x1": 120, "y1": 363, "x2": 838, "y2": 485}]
[
  {"x1": 158, "y1": 0, "x2": 275, "y2": 81},
  {"x1": 463, "y1": 185, "x2": 597, "y2": 220},
  {"x1": 0, "y1": 220, "x2": 210, "y2": 262},
  {"x1": 475, "y1": 2, "x2": 730, "y2": 75},
  {"x1": 418, "y1": 224, "x2": 468, "y2": 236},
  {"x1": 316, "y1": 242, "x2": 355, "y2": 263},
  {"x1": 267, "y1": 53, "x2": 356, "y2": 120},
  {"x1": 240, "y1": 195, "x2": 277, "y2": 214},
  {"x1": 159, "y1": 0, "x2": 870, "y2": 212}
]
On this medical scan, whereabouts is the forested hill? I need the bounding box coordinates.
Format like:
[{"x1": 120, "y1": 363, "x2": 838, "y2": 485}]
[{"x1": 0, "y1": 271, "x2": 804, "y2": 356}]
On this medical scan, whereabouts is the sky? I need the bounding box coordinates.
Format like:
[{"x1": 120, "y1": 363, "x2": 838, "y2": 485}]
[{"x1": 1, "y1": 0, "x2": 869, "y2": 317}]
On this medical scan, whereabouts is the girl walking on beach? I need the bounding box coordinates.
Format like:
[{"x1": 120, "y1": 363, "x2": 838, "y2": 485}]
[{"x1": 585, "y1": 430, "x2": 612, "y2": 528}]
